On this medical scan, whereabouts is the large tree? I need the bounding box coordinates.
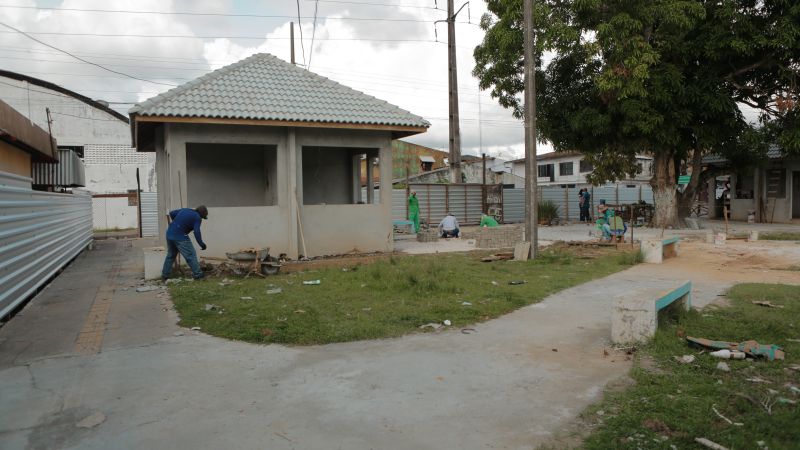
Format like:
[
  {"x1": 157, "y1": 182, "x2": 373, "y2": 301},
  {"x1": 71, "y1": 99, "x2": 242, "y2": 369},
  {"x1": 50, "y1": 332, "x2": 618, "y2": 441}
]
[{"x1": 474, "y1": 0, "x2": 799, "y2": 227}]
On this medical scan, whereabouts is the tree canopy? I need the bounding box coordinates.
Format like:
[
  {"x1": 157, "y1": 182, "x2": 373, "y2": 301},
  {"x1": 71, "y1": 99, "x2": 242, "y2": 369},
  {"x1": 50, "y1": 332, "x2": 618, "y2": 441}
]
[{"x1": 474, "y1": 0, "x2": 800, "y2": 226}]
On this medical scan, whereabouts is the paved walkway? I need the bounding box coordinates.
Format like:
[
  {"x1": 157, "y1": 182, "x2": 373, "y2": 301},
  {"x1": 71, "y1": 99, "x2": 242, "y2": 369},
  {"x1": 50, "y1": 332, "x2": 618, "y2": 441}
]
[{"x1": 1, "y1": 237, "x2": 798, "y2": 449}]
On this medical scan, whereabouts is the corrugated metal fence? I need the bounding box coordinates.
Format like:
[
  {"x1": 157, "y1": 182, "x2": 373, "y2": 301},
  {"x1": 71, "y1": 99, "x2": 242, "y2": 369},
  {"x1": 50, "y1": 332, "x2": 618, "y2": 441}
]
[
  {"x1": 32, "y1": 148, "x2": 86, "y2": 187},
  {"x1": 140, "y1": 192, "x2": 158, "y2": 237},
  {"x1": 0, "y1": 170, "x2": 93, "y2": 318},
  {"x1": 504, "y1": 184, "x2": 654, "y2": 223},
  {"x1": 394, "y1": 184, "x2": 485, "y2": 225},
  {"x1": 393, "y1": 183, "x2": 654, "y2": 224}
]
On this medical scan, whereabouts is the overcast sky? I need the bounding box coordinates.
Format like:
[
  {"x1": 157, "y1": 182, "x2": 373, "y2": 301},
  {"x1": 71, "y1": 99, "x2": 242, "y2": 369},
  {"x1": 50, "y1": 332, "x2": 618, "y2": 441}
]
[{"x1": 0, "y1": 0, "x2": 547, "y2": 159}]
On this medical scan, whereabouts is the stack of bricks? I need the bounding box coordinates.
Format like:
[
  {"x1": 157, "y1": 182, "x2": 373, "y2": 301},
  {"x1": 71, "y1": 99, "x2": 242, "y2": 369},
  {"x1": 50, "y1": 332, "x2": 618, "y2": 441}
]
[
  {"x1": 474, "y1": 225, "x2": 524, "y2": 249},
  {"x1": 417, "y1": 229, "x2": 440, "y2": 243}
]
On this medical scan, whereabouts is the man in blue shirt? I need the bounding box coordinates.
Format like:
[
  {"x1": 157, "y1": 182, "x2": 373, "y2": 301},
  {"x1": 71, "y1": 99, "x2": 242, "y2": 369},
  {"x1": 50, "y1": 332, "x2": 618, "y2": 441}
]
[{"x1": 161, "y1": 205, "x2": 208, "y2": 281}]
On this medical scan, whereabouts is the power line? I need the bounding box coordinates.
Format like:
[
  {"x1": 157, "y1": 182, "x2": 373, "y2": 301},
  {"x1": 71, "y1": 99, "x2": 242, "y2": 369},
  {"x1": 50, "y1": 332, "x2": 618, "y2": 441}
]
[
  {"x1": 0, "y1": 22, "x2": 178, "y2": 87},
  {"x1": 0, "y1": 29, "x2": 441, "y2": 43},
  {"x1": 0, "y1": 4, "x2": 448, "y2": 23},
  {"x1": 308, "y1": 0, "x2": 320, "y2": 70},
  {"x1": 303, "y1": 0, "x2": 441, "y2": 10},
  {"x1": 296, "y1": 0, "x2": 307, "y2": 67}
]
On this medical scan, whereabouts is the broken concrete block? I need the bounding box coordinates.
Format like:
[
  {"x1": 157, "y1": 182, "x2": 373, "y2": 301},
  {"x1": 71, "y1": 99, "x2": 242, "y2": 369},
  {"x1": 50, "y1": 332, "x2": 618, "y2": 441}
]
[{"x1": 513, "y1": 242, "x2": 531, "y2": 260}]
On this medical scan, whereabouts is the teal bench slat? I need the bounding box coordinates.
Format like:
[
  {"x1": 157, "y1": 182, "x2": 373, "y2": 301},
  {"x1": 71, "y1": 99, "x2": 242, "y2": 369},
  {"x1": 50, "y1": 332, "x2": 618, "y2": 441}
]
[
  {"x1": 393, "y1": 220, "x2": 413, "y2": 226},
  {"x1": 655, "y1": 280, "x2": 692, "y2": 311},
  {"x1": 662, "y1": 237, "x2": 680, "y2": 245}
]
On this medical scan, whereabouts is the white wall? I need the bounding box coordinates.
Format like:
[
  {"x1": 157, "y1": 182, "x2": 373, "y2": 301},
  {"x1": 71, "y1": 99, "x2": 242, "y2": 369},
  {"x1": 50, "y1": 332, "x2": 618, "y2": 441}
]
[
  {"x1": 0, "y1": 76, "x2": 130, "y2": 146},
  {"x1": 92, "y1": 197, "x2": 138, "y2": 230},
  {"x1": 85, "y1": 164, "x2": 156, "y2": 194}
]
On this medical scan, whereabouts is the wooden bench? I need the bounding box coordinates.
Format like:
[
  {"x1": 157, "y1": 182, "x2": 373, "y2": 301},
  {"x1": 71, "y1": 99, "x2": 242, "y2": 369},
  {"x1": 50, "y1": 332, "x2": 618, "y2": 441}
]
[
  {"x1": 642, "y1": 236, "x2": 680, "y2": 264},
  {"x1": 612, "y1": 280, "x2": 692, "y2": 344}
]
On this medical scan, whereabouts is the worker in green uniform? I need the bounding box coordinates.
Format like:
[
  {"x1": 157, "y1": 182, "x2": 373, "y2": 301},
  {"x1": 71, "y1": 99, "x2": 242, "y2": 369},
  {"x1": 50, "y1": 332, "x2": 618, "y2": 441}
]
[
  {"x1": 408, "y1": 190, "x2": 420, "y2": 233},
  {"x1": 480, "y1": 213, "x2": 499, "y2": 227}
]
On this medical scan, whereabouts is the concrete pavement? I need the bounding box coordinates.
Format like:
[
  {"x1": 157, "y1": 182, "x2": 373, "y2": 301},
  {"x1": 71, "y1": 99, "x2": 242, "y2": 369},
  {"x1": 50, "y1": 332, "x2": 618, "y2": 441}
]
[{"x1": 1, "y1": 235, "x2": 798, "y2": 449}]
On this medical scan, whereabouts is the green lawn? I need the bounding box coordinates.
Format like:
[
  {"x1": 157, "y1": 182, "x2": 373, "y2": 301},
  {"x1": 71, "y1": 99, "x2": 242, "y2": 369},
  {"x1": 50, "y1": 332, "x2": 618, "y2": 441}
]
[
  {"x1": 761, "y1": 232, "x2": 800, "y2": 241},
  {"x1": 582, "y1": 283, "x2": 800, "y2": 450},
  {"x1": 169, "y1": 247, "x2": 639, "y2": 345}
]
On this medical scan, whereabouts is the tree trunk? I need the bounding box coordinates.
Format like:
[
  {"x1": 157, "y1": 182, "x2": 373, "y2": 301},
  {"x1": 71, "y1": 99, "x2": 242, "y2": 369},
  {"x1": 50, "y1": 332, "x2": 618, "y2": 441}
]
[
  {"x1": 651, "y1": 152, "x2": 680, "y2": 228},
  {"x1": 677, "y1": 147, "x2": 704, "y2": 219}
]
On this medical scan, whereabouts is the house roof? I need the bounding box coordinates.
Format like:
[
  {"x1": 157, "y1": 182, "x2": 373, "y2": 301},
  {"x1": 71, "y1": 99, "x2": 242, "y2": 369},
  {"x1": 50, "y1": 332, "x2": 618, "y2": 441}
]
[
  {"x1": 129, "y1": 53, "x2": 430, "y2": 131},
  {"x1": 702, "y1": 145, "x2": 784, "y2": 165},
  {"x1": 0, "y1": 99, "x2": 57, "y2": 162},
  {"x1": 0, "y1": 70, "x2": 129, "y2": 123}
]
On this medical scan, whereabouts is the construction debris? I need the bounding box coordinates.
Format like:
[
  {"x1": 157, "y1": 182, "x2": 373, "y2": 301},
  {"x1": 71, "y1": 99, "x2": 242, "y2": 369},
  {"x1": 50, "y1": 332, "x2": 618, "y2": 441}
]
[
  {"x1": 302, "y1": 280, "x2": 321, "y2": 285},
  {"x1": 266, "y1": 288, "x2": 282, "y2": 295},
  {"x1": 687, "y1": 336, "x2": 785, "y2": 361},
  {"x1": 136, "y1": 286, "x2": 160, "y2": 293},
  {"x1": 694, "y1": 437, "x2": 729, "y2": 450},
  {"x1": 752, "y1": 300, "x2": 784, "y2": 308},
  {"x1": 675, "y1": 355, "x2": 696, "y2": 364},
  {"x1": 420, "y1": 323, "x2": 443, "y2": 331},
  {"x1": 481, "y1": 252, "x2": 513, "y2": 262}
]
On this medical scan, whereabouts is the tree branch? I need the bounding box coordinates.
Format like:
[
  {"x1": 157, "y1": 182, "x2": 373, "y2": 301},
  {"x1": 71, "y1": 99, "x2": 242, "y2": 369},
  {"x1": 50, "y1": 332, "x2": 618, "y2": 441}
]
[{"x1": 725, "y1": 53, "x2": 776, "y2": 79}]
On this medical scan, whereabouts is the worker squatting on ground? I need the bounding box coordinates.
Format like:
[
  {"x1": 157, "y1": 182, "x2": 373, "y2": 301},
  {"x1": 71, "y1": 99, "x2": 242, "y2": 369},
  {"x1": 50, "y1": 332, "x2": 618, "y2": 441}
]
[
  {"x1": 480, "y1": 213, "x2": 499, "y2": 228},
  {"x1": 162, "y1": 206, "x2": 208, "y2": 281},
  {"x1": 408, "y1": 191, "x2": 420, "y2": 233},
  {"x1": 438, "y1": 212, "x2": 460, "y2": 238}
]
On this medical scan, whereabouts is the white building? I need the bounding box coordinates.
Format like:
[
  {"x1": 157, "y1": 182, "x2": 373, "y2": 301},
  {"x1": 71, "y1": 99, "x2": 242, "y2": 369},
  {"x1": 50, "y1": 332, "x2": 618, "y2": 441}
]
[
  {"x1": 0, "y1": 70, "x2": 156, "y2": 231},
  {"x1": 506, "y1": 151, "x2": 653, "y2": 186}
]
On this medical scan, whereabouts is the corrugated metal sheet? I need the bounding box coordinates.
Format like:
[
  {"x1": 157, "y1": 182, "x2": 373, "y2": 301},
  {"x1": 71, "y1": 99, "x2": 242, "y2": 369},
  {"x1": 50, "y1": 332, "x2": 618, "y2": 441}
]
[
  {"x1": 31, "y1": 148, "x2": 86, "y2": 187},
  {"x1": 409, "y1": 184, "x2": 484, "y2": 225},
  {"x1": 0, "y1": 170, "x2": 93, "y2": 319},
  {"x1": 140, "y1": 192, "x2": 158, "y2": 237},
  {"x1": 503, "y1": 189, "x2": 525, "y2": 223},
  {"x1": 503, "y1": 183, "x2": 655, "y2": 224},
  {"x1": 392, "y1": 190, "x2": 407, "y2": 221}
]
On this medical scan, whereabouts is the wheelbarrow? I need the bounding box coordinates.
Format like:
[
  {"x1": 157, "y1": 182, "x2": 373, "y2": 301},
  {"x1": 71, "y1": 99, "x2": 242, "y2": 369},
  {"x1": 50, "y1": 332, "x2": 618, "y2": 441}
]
[{"x1": 225, "y1": 248, "x2": 282, "y2": 275}]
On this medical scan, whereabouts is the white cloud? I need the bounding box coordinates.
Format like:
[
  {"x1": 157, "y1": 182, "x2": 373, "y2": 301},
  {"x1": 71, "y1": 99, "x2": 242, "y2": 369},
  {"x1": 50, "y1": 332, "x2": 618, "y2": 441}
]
[{"x1": 0, "y1": 0, "x2": 533, "y2": 158}]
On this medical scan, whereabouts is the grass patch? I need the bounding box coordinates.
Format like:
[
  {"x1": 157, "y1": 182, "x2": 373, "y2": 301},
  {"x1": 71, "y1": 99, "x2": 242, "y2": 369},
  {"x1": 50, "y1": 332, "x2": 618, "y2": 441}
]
[
  {"x1": 582, "y1": 283, "x2": 800, "y2": 450},
  {"x1": 761, "y1": 232, "x2": 800, "y2": 241},
  {"x1": 169, "y1": 247, "x2": 638, "y2": 345}
]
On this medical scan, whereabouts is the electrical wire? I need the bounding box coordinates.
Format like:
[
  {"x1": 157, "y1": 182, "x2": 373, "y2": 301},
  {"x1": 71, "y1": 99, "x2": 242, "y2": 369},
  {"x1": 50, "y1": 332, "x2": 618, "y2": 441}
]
[
  {"x1": 0, "y1": 22, "x2": 178, "y2": 87},
  {"x1": 308, "y1": 0, "x2": 320, "y2": 70},
  {"x1": 303, "y1": 0, "x2": 441, "y2": 10},
  {"x1": 297, "y1": 0, "x2": 308, "y2": 67},
  {"x1": 0, "y1": 3, "x2": 450, "y2": 23}
]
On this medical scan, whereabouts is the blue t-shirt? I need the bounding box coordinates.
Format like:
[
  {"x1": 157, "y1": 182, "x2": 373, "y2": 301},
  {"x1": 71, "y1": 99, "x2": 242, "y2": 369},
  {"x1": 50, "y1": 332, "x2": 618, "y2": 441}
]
[{"x1": 166, "y1": 208, "x2": 205, "y2": 247}]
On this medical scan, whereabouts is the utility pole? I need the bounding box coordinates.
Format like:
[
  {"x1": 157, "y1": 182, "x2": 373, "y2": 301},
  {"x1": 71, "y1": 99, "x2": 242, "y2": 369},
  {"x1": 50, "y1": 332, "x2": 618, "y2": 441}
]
[
  {"x1": 290, "y1": 22, "x2": 296, "y2": 64},
  {"x1": 523, "y1": 0, "x2": 538, "y2": 259},
  {"x1": 447, "y1": 0, "x2": 462, "y2": 184}
]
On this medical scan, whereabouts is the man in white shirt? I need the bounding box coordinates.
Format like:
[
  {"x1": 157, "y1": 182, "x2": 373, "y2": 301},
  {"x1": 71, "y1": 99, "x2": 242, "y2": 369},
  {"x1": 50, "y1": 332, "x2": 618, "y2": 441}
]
[{"x1": 438, "y1": 212, "x2": 460, "y2": 238}]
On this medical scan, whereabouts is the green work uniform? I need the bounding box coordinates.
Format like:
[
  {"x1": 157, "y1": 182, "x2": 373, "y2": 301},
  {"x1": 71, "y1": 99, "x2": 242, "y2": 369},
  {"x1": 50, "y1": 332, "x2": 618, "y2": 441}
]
[
  {"x1": 480, "y1": 214, "x2": 499, "y2": 227},
  {"x1": 408, "y1": 194, "x2": 420, "y2": 233}
]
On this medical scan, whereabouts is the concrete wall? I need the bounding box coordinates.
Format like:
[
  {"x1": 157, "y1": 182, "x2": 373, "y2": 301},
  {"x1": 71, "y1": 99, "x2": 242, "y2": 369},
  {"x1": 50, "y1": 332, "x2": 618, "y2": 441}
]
[
  {"x1": 158, "y1": 123, "x2": 394, "y2": 258},
  {"x1": 302, "y1": 146, "x2": 356, "y2": 204},
  {"x1": 728, "y1": 161, "x2": 800, "y2": 223},
  {"x1": 186, "y1": 143, "x2": 277, "y2": 207},
  {"x1": 84, "y1": 164, "x2": 156, "y2": 194},
  {"x1": 92, "y1": 197, "x2": 138, "y2": 229},
  {"x1": 0, "y1": 142, "x2": 31, "y2": 177},
  {"x1": 297, "y1": 128, "x2": 393, "y2": 256}
]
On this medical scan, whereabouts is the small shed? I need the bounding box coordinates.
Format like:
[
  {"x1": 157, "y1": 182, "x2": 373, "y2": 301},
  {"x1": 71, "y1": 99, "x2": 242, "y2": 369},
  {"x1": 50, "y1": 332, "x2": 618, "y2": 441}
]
[{"x1": 129, "y1": 53, "x2": 429, "y2": 258}]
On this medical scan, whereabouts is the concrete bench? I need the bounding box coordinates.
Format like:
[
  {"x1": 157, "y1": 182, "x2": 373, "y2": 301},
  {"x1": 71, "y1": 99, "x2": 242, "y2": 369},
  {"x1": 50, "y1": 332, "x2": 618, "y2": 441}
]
[
  {"x1": 611, "y1": 280, "x2": 692, "y2": 344},
  {"x1": 392, "y1": 219, "x2": 415, "y2": 234},
  {"x1": 642, "y1": 236, "x2": 680, "y2": 264}
]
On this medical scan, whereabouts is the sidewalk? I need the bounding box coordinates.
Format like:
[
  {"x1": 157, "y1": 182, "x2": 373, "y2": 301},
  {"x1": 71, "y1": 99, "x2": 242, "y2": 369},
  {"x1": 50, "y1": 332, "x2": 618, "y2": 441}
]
[{"x1": 1, "y1": 237, "x2": 797, "y2": 449}]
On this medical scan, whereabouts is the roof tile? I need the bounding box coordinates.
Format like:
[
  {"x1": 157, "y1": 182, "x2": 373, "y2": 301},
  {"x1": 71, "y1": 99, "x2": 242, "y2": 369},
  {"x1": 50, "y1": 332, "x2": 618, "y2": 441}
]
[{"x1": 130, "y1": 53, "x2": 429, "y2": 129}]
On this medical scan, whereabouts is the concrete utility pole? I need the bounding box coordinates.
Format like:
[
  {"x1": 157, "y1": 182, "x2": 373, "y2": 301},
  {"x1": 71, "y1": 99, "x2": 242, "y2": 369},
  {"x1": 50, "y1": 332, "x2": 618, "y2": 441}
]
[
  {"x1": 523, "y1": 0, "x2": 539, "y2": 258},
  {"x1": 447, "y1": 0, "x2": 462, "y2": 184},
  {"x1": 290, "y1": 22, "x2": 296, "y2": 64}
]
